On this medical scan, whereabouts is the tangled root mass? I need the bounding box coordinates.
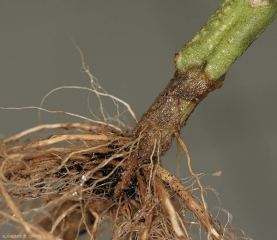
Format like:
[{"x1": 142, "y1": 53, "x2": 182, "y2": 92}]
[
  {"x1": 0, "y1": 121, "x2": 251, "y2": 240},
  {"x1": 0, "y1": 50, "x2": 250, "y2": 239}
]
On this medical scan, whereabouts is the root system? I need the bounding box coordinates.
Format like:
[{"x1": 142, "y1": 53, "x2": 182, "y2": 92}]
[{"x1": 0, "y1": 51, "x2": 250, "y2": 240}]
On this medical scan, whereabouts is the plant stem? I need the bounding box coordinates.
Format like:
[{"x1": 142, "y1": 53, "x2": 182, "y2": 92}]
[
  {"x1": 133, "y1": 0, "x2": 277, "y2": 160},
  {"x1": 175, "y1": 0, "x2": 277, "y2": 80}
]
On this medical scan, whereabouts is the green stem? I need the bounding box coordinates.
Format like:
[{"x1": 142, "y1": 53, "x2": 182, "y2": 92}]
[
  {"x1": 175, "y1": 0, "x2": 277, "y2": 80},
  {"x1": 133, "y1": 0, "x2": 277, "y2": 162}
]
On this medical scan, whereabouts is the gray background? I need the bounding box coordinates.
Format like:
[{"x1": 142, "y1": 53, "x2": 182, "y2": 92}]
[{"x1": 1, "y1": 1, "x2": 277, "y2": 239}]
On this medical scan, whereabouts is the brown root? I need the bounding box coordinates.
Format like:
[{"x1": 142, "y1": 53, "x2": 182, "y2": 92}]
[{"x1": 0, "y1": 121, "x2": 250, "y2": 240}]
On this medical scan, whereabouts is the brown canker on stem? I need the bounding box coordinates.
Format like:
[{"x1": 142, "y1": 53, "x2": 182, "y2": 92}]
[{"x1": 132, "y1": 65, "x2": 225, "y2": 161}]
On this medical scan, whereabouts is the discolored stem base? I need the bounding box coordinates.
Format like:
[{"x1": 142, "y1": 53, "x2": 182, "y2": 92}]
[{"x1": 132, "y1": 66, "x2": 225, "y2": 161}]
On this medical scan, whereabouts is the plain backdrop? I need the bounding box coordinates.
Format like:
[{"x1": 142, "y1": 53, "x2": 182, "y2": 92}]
[{"x1": 1, "y1": 1, "x2": 277, "y2": 239}]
